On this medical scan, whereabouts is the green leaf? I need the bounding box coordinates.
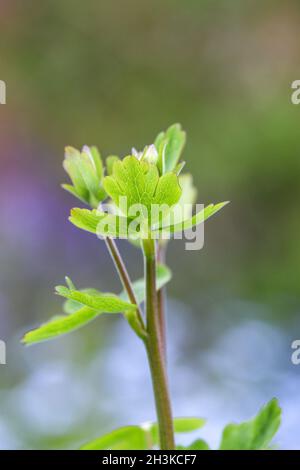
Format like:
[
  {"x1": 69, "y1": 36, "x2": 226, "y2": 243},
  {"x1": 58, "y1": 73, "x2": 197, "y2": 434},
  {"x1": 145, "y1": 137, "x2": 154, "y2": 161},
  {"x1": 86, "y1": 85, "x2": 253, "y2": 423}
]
[
  {"x1": 154, "y1": 131, "x2": 165, "y2": 156},
  {"x1": 69, "y1": 207, "x2": 141, "y2": 239},
  {"x1": 69, "y1": 208, "x2": 105, "y2": 233},
  {"x1": 173, "y1": 417, "x2": 206, "y2": 433},
  {"x1": 56, "y1": 284, "x2": 136, "y2": 313},
  {"x1": 103, "y1": 156, "x2": 158, "y2": 216},
  {"x1": 174, "y1": 161, "x2": 186, "y2": 176},
  {"x1": 61, "y1": 184, "x2": 88, "y2": 205},
  {"x1": 79, "y1": 150, "x2": 101, "y2": 196},
  {"x1": 153, "y1": 172, "x2": 182, "y2": 207},
  {"x1": 188, "y1": 439, "x2": 210, "y2": 450},
  {"x1": 65, "y1": 276, "x2": 76, "y2": 290},
  {"x1": 63, "y1": 147, "x2": 89, "y2": 202},
  {"x1": 23, "y1": 280, "x2": 136, "y2": 345},
  {"x1": 63, "y1": 288, "x2": 102, "y2": 314},
  {"x1": 22, "y1": 306, "x2": 101, "y2": 344},
  {"x1": 88, "y1": 146, "x2": 103, "y2": 180},
  {"x1": 62, "y1": 145, "x2": 106, "y2": 207},
  {"x1": 155, "y1": 123, "x2": 186, "y2": 174},
  {"x1": 96, "y1": 213, "x2": 133, "y2": 238},
  {"x1": 120, "y1": 264, "x2": 172, "y2": 304},
  {"x1": 177, "y1": 439, "x2": 210, "y2": 450},
  {"x1": 81, "y1": 426, "x2": 148, "y2": 450},
  {"x1": 149, "y1": 417, "x2": 206, "y2": 446},
  {"x1": 69, "y1": 208, "x2": 140, "y2": 239},
  {"x1": 153, "y1": 201, "x2": 229, "y2": 236},
  {"x1": 81, "y1": 416, "x2": 205, "y2": 450},
  {"x1": 155, "y1": 138, "x2": 166, "y2": 175},
  {"x1": 219, "y1": 398, "x2": 281, "y2": 450},
  {"x1": 106, "y1": 155, "x2": 120, "y2": 175},
  {"x1": 103, "y1": 156, "x2": 182, "y2": 220},
  {"x1": 167, "y1": 173, "x2": 197, "y2": 226}
]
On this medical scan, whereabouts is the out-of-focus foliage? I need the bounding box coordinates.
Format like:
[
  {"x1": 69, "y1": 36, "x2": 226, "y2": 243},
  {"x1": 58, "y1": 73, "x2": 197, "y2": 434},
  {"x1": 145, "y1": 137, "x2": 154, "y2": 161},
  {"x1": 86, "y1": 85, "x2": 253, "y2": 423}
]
[
  {"x1": 220, "y1": 399, "x2": 281, "y2": 450},
  {"x1": 81, "y1": 399, "x2": 281, "y2": 450},
  {"x1": 81, "y1": 416, "x2": 206, "y2": 450}
]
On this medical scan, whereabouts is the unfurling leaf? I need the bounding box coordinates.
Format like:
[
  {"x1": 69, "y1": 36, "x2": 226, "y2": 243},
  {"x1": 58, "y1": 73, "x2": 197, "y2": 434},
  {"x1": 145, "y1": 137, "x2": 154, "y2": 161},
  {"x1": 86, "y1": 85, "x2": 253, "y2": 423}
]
[
  {"x1": 155, "y1": 123, "x2": 186, "y2": 174},
  {"x1": 106, "y1": 155, "x2": 120, "y2": 175},
  {"x1": 63, "y1": 145, "x2": 106, "y2": 207}
]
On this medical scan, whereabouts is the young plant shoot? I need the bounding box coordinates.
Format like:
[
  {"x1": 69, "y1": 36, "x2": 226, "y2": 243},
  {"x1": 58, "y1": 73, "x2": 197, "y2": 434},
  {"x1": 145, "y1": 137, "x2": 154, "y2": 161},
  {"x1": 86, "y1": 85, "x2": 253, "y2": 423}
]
[{"x1": 22, "y1": 124, "x2": 281, "y2": 450}]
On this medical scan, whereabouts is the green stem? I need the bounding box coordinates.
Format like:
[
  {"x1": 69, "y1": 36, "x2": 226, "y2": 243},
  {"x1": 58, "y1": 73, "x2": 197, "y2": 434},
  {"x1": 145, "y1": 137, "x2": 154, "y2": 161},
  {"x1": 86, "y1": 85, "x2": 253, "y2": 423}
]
[
  {"x1": 143, "y1": 238, "x2": 175, "y2": 450},
  {"x1": 157, "y1": 244, "x2": 167, "y2": 362},
  {"x1": 105, "y1": 237, "x2": 146, "y2": 339}
]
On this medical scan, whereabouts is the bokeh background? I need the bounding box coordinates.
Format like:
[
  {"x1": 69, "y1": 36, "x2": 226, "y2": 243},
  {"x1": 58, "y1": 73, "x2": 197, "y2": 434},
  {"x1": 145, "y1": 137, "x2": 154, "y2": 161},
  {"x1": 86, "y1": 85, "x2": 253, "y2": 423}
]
[{"x1": 1, "y1": 0, "x2": 300, "y2": 449}]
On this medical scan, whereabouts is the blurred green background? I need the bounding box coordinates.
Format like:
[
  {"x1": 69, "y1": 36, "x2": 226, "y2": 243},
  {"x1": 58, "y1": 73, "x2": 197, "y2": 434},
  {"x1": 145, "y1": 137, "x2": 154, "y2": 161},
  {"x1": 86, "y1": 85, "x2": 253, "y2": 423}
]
[{"x1": 0, "y1": 0, "x2": 300, "y2": 449}]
